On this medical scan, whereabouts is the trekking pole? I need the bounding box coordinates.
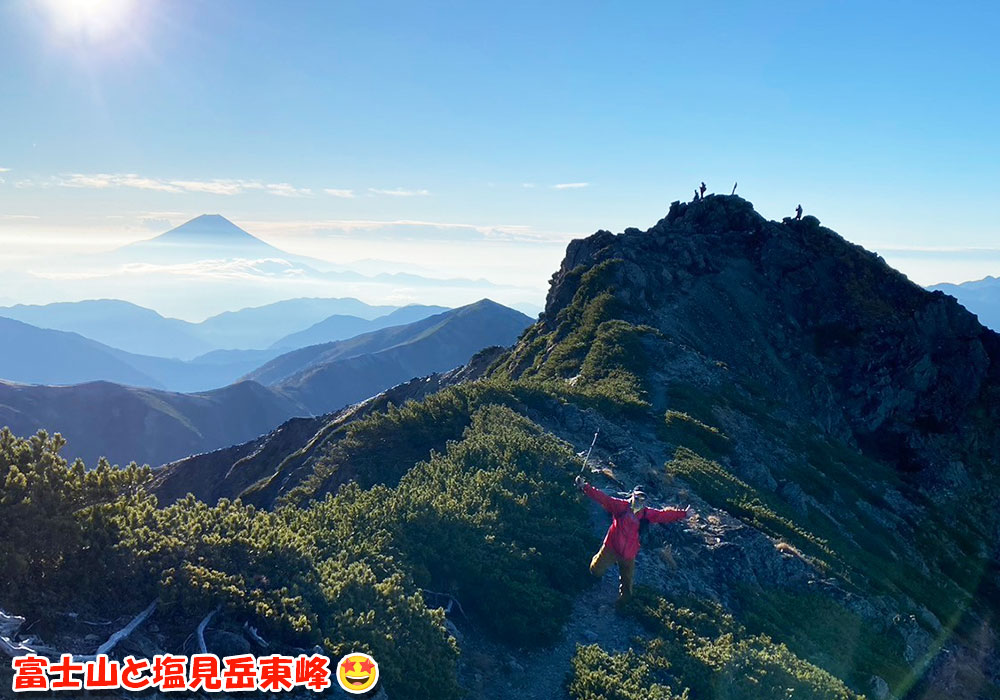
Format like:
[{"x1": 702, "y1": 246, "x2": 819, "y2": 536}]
[{"x1": 578, "y1": 428, "x2": 600, "y2": 476}]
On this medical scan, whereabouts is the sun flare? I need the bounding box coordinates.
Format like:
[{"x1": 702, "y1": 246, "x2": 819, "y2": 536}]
[{"x1": 44, "y1": 0, "x2": 134, "y2": 40}]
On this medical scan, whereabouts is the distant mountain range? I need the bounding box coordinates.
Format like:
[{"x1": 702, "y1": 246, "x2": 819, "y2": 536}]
[
  {"x1": 0, "y1": 317, "x2": 168, "y2": 387},
  {"x1": 928, "y1": 276, "x2": 1000, "y2": 331},
  {"x1": 0, "y1": 316, "x2": 286, "y2": 391},
  {"x1": 0, "y1": 297, "x2": 406, "y2": 359},
  {"x1": 0, "y1": 301, "x2": 451, "y2": 391},
  {"x1": 200, "y1": 297, "x2": 400, "y2": 349},
  {"x1": 0, "y1": 300, "x2": 216, "y2": 359},
  {"x1": 0, "y1": 299, "x2": 531, "y2": 465},
  {"x1": 93, "y1": 214, "x2": 511, "y2": 317},
  {"x1": 1, "y1": 214, "x2": 543, "y2": 324}
]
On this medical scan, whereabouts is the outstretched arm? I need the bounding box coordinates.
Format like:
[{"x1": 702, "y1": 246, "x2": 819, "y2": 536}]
[
  {"x1": 578, "y1": 480, "x2": 629, "y2": 514},
  {"x1": 644, "y1": 505, "x2": 690, "y2": 524}
]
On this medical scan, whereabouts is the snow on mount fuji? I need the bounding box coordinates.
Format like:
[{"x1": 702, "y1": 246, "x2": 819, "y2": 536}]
[{"x1": 110, "y1": 214, "x2": 325, "y2": 268}]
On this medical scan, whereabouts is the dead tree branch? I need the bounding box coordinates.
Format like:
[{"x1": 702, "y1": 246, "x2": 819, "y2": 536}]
[
  {"x1": 243, "y1": 622, "x2": 269, "y2": 648},
  {"x1": 419, "y1": 589, "x2": 468, "y2": 619},
  {"x1": 96, "y1": 600, "x2": 157, "y2": 656},
  {"x1": 196, "y1": 605, "x2": 221, "y2": 654}
]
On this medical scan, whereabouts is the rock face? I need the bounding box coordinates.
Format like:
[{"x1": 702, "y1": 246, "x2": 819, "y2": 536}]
[
  {"x1": 496, "y1": 194, "x2": 1000, "y2": 698},
  {"x1": 512, "y1": 196, "x2": 1000, "y2": 520},
  {"x1": 532, "y1": 195, "x2": 999, "y2": 482}
]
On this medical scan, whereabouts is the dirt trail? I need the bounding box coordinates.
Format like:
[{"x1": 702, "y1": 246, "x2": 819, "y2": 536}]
[{"x1": 456, "y1": 549, "x2": 652, "y2": 700}]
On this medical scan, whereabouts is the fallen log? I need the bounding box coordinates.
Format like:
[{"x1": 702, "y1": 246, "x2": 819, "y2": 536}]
[{"x1": 96, "y1": 600, "x2": 157, "y2": 656}]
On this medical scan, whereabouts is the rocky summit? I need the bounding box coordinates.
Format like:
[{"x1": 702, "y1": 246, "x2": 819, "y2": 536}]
[
  {"x1": 512, "y1": 194, "x2": 999, "y2": 483},
  {"x1": 2, "y1": 195, "x2": 998, "y2": 700}
]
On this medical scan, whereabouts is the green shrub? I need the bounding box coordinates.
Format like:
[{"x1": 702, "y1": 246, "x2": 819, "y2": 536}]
[
  {"x1": 300, "y1": 404, "x2": 593, "y2": 647},
  {"x1": 0, "y1": 428, "x2": 150, "y2": 615},
  {"x1": 736, "y1": 587, "x2": 909, "y2": 692},
  {"x1": 661, "y1": 410, "x2": 731, "y2": 460},
  {"x1": 0, "y1": 428, "x2": 461, "y2": 699},
  {"x1": 568, "y1": 589, "x2": 862, "y2": 700},
  {"x1": 569, "y1": 645, "x2": 685, "y2": 700}
]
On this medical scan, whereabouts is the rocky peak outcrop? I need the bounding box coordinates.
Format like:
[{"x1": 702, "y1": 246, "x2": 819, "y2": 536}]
[{"x1": 530, "y1": 195, "x2": 999, "y2": 484}]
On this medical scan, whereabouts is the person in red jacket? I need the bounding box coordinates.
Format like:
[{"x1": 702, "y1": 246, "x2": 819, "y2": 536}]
[{"x1": 576, "y1": 476, "x2": 689, "y2": 602}]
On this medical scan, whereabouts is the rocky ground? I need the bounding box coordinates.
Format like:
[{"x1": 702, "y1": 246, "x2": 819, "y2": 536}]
[{"x1": 450, "y1": 401, "x2": 826, "y2": 700}]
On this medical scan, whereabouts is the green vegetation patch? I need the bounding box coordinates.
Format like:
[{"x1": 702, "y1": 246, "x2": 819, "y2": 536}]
[
  {"x1": 569, "y1": 588, "x2": 862, "y2": 700},
  {"x1": 493, "y1": 259, "x2": 658, "y2": 417},
  {"x1": 0, "y1": 428, "x2": 151, "y2": 610},
  {"x1": 1, "y1": 400, "x2": 595, "y2": 699},
  {"x1": 661, "y1": 409, "x2": 731, "y2": 460},
  {"x1": 569, "y1": 645, "x2": 685, "y2": 700},
  {"x1": 735, "y1": 587, "x2": 909, "y2": 693},
  {"x1": 280, "y1": 386, "x2": 480, "y2": 505},
  {"x1": 282, "y1": 378, "x2": 564, "y2": 504},
  {"x1": 298, "y1": 404, "x2": 593, "y2": 646}
]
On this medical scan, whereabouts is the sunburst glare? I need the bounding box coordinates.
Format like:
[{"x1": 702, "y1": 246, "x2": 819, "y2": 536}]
[{"x1": 42, "y1": 0, "x2": 135, "y2": 41}]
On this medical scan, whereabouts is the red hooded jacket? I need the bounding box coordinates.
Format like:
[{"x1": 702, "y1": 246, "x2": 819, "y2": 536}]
[{"x1": 583, "y1": 483, "x2": 687, "y2": 560}]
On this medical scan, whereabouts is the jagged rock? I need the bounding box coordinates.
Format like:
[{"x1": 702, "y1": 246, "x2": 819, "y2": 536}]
[
  {"x1": 894, "y1": 615, "x2": 932, "y2": 663},
  {"x1": 444, "y1": 619, "x2": 463, "y2": 643},
  {"x1": 118, "y1": 631, "x2": 160, "y2": 660},
  {"x1": 870, "y1": 674, "x2": 890, "y2": 699},
  {"x1": 778, "y1": 481, "x2": 809, "y2": 514},
  {"x1": 205, "y1": 629, "x2": 252, "y2": 657}
]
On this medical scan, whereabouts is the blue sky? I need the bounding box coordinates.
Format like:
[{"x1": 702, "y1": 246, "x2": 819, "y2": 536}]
[{"x1": 1, "y1": 0, "x2": 999, "y2": 314}]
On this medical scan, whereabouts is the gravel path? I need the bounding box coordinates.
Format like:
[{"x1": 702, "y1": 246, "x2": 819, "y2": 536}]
[{"x1": 455, "y1": 553, "x2": 651, "y2": 700}]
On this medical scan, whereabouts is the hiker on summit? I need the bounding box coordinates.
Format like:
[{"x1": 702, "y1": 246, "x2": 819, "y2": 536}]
[
  {"x1": 575, "y1": 477, "x2": 690, "y2": 602},
  {"x1": 699, "y1": 181, "x2": 707, "y2": 199},
  {"x1": 795, "y1": 204, "x2": 803, "y2": 220}
]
